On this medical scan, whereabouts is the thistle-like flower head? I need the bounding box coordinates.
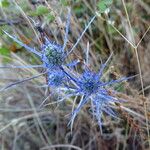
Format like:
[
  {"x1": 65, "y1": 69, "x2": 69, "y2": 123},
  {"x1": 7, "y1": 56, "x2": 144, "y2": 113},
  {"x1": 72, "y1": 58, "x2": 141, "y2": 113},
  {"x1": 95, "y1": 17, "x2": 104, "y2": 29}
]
[
  {"x1": 78, "y1": 69, "x2": 101, "y2": 95},
  {"x1": 42, "y1": 40, "x2": 66, "y2": 69},
  {"x1": 48, "y1": 70, "x2": 66, "y2": 87},
  {"x1": 68, "y1": 61, "x2": 132, "y2": 132}
]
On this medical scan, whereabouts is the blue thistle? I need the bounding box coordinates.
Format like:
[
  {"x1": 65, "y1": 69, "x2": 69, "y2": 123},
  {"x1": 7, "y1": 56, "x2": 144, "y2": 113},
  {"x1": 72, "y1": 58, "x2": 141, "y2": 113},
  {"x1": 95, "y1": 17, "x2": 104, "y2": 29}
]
[
  {"x1": 0, "y1": 8, "x2": 135, "y2": 135},
  {"x1": 48, "y1": 70, "x2": 66, "y2": 87},
  {"x1": 78, "y1": 69, "x2": 101, "y2": 95},
  {"x1": 41, "y1": 41, "x2": 65, "y2": 69},
  {"x1": 2, "y1": 10, "x2": 96, "y2": 91},
  {"x1": 3, "y1": 11, "x2": 96, "y2": 69},
  {"x1": 67, "y1": 54, "x2": 133, "y2": 133}
]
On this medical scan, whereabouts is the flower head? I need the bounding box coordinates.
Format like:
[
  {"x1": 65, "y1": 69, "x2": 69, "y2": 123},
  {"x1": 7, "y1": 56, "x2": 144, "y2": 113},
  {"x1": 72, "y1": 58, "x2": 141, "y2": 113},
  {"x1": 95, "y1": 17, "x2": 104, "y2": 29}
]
[
  {"x1": 48, "y1": 70, "x2": 66, "y2": 87},
  {"x1": 41, "y1": 40, "x2": 66, "y2": 69},
  {"x1": 68, "y1": 61, "x2": 131, "y2": 132},
  {"x1": 78, "y1": 69, "x2": 101, "y2": 95}
]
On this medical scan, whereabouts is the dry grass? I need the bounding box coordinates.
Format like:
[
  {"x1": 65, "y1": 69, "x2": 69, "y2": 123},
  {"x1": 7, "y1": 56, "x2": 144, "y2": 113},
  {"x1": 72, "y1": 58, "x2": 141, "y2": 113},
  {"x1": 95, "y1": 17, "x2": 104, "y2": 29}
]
[{"x1": 0, "y1": 0, "x2": 150, "y2": 149}]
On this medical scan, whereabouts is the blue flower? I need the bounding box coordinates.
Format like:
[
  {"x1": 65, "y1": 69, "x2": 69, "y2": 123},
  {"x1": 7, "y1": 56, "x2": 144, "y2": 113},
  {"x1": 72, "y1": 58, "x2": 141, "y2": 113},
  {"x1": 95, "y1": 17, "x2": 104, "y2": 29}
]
[
  {"x1": 41, "y1": 40, "x2": 66, "y2": 69},
  {"x1": 77, "y1": 69, "x2": 101, "y2": 95},
  {"x1": 1, "y1": 12, "x2": 96, "y2": 94},
  {"x1": 4, "y1": 11, "x2": 96, "y2": 70},
  {"x1": 3, "y1": 9, "x2": 71, "y2": 71},
  {"x1": 67, "y1": 55, "x2": 133, "y2": 133},
  {"x1": 3, "y1": 11, "x2": 96, "y2": 90},
  {"x1": 1, "y1": 10, "x2": 134, "y2": 134},
  {"x1": 47, "y1": 70, "x2": 66, "y2": 87}
]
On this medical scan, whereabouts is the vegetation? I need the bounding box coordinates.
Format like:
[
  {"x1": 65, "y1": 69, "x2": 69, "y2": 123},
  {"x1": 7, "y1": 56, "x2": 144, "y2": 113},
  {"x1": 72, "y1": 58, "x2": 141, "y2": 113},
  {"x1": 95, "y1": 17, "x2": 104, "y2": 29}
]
[{"x1": 0, "y1": 0, "x2": 150, "y2": 149}]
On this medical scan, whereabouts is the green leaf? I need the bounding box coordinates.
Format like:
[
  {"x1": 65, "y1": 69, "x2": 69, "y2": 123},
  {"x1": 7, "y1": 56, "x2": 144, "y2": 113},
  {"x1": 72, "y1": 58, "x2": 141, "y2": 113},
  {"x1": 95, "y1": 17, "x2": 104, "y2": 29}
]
[
  {"x1": 36, "y1": 5, "x2": 49, "y2": 15},
  {"x1": 0, "y1": 47, "x2": 11, "y2": 63},
  {"x1": 0, "y1": 47, "x2": 10, "y2": 56},
  {"x1": 45, "y1": 13, "x2": 55, "y2": 23},
  {"x1": 27, "y1": 10, "x2": 36, "y2": 16},
  {"x1": 60, "y1": 0, "x2": 68, "y2": 6},
  {"x1": 73, "y1": 5, "x2": 86, "y2": 16},
  {"x1": 1, "y1": 0, "x2": 10, "y2": 7},
  {"x1": 98, "y1": 0, "x2": 113, "y2": 13},
  {"x1": 98, "y1": 2, "x2": 107, "y2": 13}
]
